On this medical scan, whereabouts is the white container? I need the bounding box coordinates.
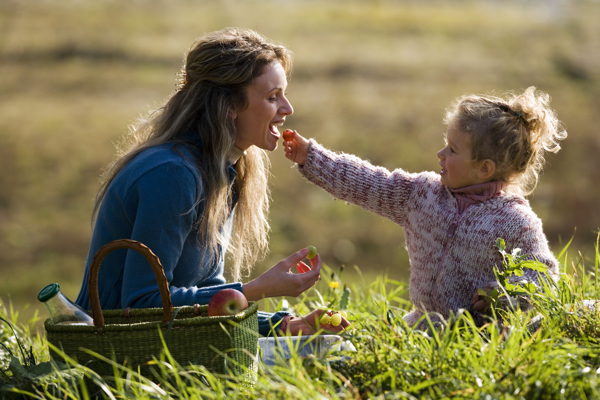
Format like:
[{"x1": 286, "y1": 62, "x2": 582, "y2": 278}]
[{"x1": 258, "y1": 335, "x2": 356, "y2": 365}]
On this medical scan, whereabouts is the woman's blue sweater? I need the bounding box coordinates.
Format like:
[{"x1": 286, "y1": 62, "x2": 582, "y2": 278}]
[{"x1": 75, "y1": 138, "x2": 287, "y2": 335}]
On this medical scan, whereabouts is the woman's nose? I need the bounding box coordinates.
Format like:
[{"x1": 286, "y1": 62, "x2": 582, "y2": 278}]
[{"x1": 281, "y1": 97, "x2": 294, "y2": 116}]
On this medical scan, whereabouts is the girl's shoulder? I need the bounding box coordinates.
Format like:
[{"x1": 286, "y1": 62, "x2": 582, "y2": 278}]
[
  {"x1": 491, "y1": 192, "x2": 530, "y2": 209},
  {"x1": 402, "y1": 171, "x2": 455, "y2": 212},
  {"x1": 392, "y1": 169, "x2": 443, "y2": 187},
  {"x1": 484, "y1": 193, "x2": 542, "y2": 224},
  {"x1": 407, "y1": 170, "x2": 449, "y2": 196}
]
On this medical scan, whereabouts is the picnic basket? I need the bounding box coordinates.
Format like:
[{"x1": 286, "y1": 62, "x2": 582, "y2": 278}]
[{"x1": 43, "y1": 239, "x2": 259, "y2": 381}]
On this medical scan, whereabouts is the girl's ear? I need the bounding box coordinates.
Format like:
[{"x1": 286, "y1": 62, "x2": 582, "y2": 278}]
[
  {"x1": 478, "y1": 159, "x2": 496, "y2": 181},
  {"x1": 228, "y1": 108, "x2": 237, "y2": 119}
]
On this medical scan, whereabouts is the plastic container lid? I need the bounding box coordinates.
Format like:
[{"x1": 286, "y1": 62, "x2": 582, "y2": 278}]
[
  {"x1": 258, "y1": 335, "x2": 356, "y2": 365},
  {"x1": 37, "y1": 283, "x2": 60, "y2": 302}
]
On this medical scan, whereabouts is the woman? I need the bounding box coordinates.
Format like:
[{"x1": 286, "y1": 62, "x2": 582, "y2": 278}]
[{"x1": 75, "y1": 28, "x2": 348, "y2": 335}]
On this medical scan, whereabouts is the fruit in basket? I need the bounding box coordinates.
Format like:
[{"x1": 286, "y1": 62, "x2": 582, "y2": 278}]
[
  {"x1": 307, "y1": 245, "x2": 317, "y2": 259},
  {"x1": 207, "y1": 288, "x2": 248, "y2": 316},
  {"x1": 282, "y1": 129, "x2": 294, "y2": 141}
]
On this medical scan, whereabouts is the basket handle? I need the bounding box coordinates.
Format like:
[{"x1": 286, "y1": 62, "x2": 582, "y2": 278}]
[{"x1": 88, "y1": 239, "x2": 174, "y2": 329}]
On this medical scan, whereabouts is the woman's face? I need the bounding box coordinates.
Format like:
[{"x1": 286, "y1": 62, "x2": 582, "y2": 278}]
[
  {"x1": 437, "y1": 123, "x2": 486, "y2": 189},
  {"x1": 233, "y1": 61, "x2": 293, "y2": 152}
]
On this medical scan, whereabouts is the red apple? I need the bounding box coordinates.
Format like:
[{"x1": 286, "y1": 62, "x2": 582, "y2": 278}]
[{"x1": 207, "y1": 289, "x2": 249, "y2": 317}]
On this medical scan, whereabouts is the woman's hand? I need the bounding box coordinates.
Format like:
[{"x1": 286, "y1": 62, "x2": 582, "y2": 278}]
[
  {"x1": 282, "y1": 130, "x2": 310, "y2": 166},
  {"x1": 284, "y1": 309, "x2": 351, "y2": 336},
  {"x1": 242, "y1": 248, "x2": 321, "y2": 301}
]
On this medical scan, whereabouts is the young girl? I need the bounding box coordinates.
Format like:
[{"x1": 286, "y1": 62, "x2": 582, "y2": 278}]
[{"x1": 283, "y1": 87, "x2": 567, "y2": 328}]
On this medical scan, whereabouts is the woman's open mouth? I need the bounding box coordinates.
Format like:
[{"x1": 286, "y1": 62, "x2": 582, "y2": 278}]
[{"x1": 270, "y1": 121, "x2": 284, "y2": 136}]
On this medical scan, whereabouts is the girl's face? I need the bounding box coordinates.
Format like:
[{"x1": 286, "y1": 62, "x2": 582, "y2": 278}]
[
  {"x1": 233, "y1": 61, "x2": 293, "y2": 152},
  {"x1": 437, "y1": 123, "x2": 487, "y2": 189}
]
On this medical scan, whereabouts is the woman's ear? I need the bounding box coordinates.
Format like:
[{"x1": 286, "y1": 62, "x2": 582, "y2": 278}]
[
  {"x1": 478, "y1": 159, "x2": 496, "y2": 180},
  {"x1": 228, "y1": 108, "x2": 237, "y2": 119}
]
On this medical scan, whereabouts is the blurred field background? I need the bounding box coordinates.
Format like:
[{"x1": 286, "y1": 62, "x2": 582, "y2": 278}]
[{"x1": 1, "y1": 0, "x2": 599, "y2": 329}]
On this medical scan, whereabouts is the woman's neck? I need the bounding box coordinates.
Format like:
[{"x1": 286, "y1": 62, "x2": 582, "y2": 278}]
[{"x1": 228, "y1": 146, "x2": 246, "y2": 165}]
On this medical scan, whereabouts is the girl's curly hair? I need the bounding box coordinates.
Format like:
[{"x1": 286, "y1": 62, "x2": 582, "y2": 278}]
[{"x1": 445, "y1": 86, "x2": 567, "y2": 196}]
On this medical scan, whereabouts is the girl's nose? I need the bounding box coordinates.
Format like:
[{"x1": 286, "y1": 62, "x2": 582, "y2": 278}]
[{"x1": 437, "y1": 148, "x2": 444, "y2": 159}]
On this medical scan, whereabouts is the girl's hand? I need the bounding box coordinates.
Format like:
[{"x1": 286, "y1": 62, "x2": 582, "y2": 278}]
[
  {"x1": 471, "y1": 286, "x2": 494, "y2": 313},
  {"x1": 242, "y1": 248, "x2": 321, "y2": 301},
  {"x1": 282, "y1": 130, "x2": 310, "y2": 166},
  {"x1": 284, "y1": 309, "x2": 351, "y2": 336}
]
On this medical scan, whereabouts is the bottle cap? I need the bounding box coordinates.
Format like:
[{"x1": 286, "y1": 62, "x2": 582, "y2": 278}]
[{"x1": 37, "y1": 283, "x2": 60, "y2": 302}]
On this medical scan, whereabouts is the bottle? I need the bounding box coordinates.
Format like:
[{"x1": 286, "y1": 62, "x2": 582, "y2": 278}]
[{"x1": 37, "y1": 283, "x2": 94, "y2": 325}]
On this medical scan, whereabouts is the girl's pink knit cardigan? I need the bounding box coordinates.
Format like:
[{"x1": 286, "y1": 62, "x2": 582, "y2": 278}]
[{"x1": 298, "y1": 140, "x2": 558, "y2": 327}]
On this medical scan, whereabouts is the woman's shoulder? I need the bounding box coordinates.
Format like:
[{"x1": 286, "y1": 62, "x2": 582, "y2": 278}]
[
  {"x1": 127, "y1": 142, "x2": 200, "y2": 174},
  {"x1": 113, "y1": 142, "x2": 202, "y2": 192}
]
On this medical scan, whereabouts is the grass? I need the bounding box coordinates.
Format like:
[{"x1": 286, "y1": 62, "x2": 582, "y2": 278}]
[
  {"x1": 2, "y1": 238, "x2": 600, "y2": 399},
  {"x1": 1, "y1": 0, "x2": 600, "y2": 389}
]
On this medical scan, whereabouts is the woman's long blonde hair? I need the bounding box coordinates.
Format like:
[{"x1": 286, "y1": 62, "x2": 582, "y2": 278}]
[
  {"x1": 445, "y1": 86, "x2": 567, "y2": 196},
  {"x1": 93, "y1": 28, "x2": 293, "y2": 280}
]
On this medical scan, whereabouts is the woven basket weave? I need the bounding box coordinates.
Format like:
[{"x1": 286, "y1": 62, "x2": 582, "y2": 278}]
[{"x1": 44, "y1": 239, "x2": 259, "y2": 380}]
